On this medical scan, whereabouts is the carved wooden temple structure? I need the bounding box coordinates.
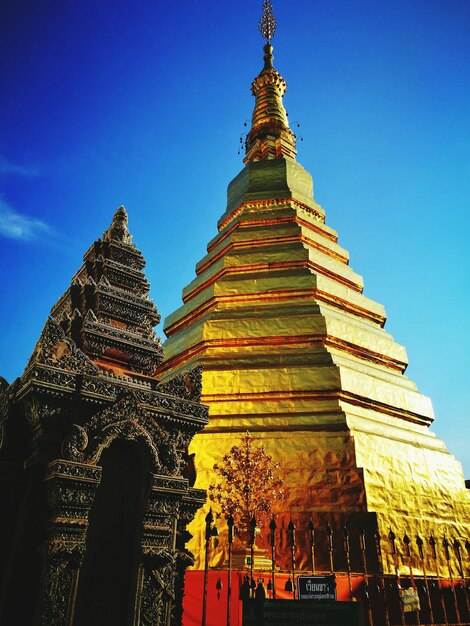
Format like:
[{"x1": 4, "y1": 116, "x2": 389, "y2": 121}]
[
  {"x1": 157, "y1": 0, "x2": 470, "y2": 602},
  {"x1": 0, "y1": 207, "x2": 207, "y2": 626}
]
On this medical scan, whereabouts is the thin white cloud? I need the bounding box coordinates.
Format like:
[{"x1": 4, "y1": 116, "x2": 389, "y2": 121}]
[
  {"x1": 0, "y1": 155, "x2": 40, "y2": 178},
  {"x1": 0, "y1": 199, "x2": 50, "y2": 241}
]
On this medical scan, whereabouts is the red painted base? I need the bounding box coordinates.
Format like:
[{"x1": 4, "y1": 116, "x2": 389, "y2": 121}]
[{"x1": 182, "y1": 571, "x2": 364, "y2": 626}]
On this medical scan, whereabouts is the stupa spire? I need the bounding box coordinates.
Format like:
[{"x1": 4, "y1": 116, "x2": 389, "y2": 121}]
[{"x1": 245, "y1": 0, "x2": 297, "y2": 163}]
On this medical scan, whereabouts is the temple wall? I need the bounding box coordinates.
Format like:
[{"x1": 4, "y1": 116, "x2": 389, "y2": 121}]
[
  {"x1": 186, "y1": 428, "x2": 368, "y2": 571},
  {"x1": 347, "y1": 406, "x2": 470, "y2": 576}
]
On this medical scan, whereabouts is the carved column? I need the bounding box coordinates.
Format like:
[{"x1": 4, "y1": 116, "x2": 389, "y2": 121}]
[
  {"x1": 36, "y1": 460, "x2": 101, "y2": 626},
  {"x1": 173, "y1": 488, "x2": 207, "y2": 626},
  {"x1": 136, "y1": 475, "x2": 190, "y2": 626}
]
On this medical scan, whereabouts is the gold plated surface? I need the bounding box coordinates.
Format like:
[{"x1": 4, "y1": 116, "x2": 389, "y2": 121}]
[
  {"x1": 158, "y1": 158, "x2": 470, "y2": 573},
  {"x1": 157, "y1": 37, "x2": 470, "y2": 575}
]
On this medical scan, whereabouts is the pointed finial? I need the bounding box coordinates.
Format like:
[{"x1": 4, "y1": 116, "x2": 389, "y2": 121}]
[
  {"x1": 114, "y1": 204, "x2": 128, "y2": 221},
  {"x1": 104, "y1": 205, "x2": 132, "y2": 244},
  {"x1": 259, "y1": 0, "x2": 277, "y2": 42}
]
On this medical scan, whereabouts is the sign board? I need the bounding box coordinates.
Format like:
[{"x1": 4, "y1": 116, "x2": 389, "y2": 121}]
[
  {"x1": 400, "y1": 587, "x2": 420, "y2": 613},
  {"x1": 243, "y1": 599, "x2": 364, "y2": 626},
  {"x1": 297, "y1": 575, "x2": 336, "y2": 601}
]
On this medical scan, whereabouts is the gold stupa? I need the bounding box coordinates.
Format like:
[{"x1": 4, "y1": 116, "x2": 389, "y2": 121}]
[{"x1": 157, "y1": 2, "x2": 470, "y2": 575}]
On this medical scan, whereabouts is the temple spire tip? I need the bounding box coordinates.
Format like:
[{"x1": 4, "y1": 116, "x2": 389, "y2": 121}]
[
  {"x1": 244, "y1": 0, "x2": 296, "y2": 163},
  {"x1": 259, "y1": 0, "x2": 277, "y2": 43},
  {"x1": 104, "y1": 205, "x2": 132, "y2": 244}
]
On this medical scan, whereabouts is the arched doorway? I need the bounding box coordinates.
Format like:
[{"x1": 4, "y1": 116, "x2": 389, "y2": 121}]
[{"x1": 73, "y1": 439, "x2": 151, "y2": 626}]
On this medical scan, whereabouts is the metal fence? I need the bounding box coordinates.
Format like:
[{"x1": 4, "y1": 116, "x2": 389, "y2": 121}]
[{"x1": 201, "y1": 514, "x2": 470, "y2": 626}]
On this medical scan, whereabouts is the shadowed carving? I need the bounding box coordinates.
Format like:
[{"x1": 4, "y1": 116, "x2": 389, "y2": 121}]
[
  {"x1": 61, "y1": 392, "x2": 184, "y2": 475},
  {"x1": 25, "y1": 317, "x2": 99, "y2": 375}
]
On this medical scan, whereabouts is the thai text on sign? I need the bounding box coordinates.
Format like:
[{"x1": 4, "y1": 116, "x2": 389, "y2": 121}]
[
  {"x1": 297, "y1": 575, "x2": 336, "y2": 601},
  {"x1": 242, "y1": 599, "x2": 362, "y2": 626},
  {"x1": 400, "y1": 588, "x2": 420, "y2": 613}
]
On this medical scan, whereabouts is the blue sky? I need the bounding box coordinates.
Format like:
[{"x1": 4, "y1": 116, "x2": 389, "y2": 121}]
[{"x1": 1, "y1": 0, "x2": 469, "y2": 477}]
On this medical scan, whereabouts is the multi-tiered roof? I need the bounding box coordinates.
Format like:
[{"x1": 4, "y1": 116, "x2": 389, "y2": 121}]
[{"x1": 51, "y1": 206, "x2": 162, "y2": 377}]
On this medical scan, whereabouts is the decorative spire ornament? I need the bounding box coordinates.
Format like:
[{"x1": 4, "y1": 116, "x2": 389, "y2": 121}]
[
  {"x1": 244, "y1": 0, "x2": 297, "y2": 162},
  {"x1": 259, "y1": 0, "x2": 277, "y2": 42}
]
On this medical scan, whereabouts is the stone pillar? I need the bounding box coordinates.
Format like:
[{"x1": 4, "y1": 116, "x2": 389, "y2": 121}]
[
  {"x1": 136, "y1": 475, "x2": 194, "y2": 626},
  {"x1": 36, "y1": 460, "x2": 101, "y2": 626},
  {"x1": 173, "y1": 488, "x2": 206, "y2": 626}
]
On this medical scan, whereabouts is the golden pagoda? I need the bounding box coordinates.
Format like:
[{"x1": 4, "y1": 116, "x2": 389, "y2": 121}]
[{"x1": 157, "y1": 1, "x2": 470, "y2": 577}]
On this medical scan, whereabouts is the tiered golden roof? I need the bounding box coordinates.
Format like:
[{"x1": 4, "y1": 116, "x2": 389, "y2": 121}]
[{"x1": 157, "y1": 7, "x2": 469, "y2": 574}]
